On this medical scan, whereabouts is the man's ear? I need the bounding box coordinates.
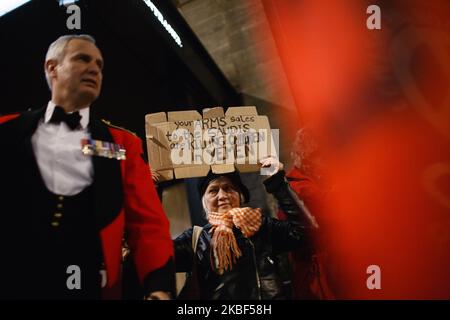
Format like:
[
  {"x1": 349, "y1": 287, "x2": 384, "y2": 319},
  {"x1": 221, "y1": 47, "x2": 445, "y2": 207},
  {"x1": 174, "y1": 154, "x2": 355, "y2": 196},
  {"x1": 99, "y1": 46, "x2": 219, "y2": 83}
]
[{"x1": 45, "y1": 59, "x2": 58, "y2": 81}]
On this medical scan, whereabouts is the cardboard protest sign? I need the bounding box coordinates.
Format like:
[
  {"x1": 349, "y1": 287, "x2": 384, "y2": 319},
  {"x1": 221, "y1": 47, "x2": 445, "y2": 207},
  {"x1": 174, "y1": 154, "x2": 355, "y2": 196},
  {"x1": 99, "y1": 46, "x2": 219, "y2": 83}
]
[{"x1": 145, "y1": 106, "x2": 277, "y2": 181}]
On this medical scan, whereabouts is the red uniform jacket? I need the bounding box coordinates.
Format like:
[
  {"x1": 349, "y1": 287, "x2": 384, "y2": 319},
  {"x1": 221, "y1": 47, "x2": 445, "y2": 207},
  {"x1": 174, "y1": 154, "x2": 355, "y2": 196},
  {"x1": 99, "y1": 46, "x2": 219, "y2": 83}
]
[
  {"x1": 0, "y1": 108, "x2": 173, "y2": 297},
  {"x1": 279, "y1": 168, "x2": 335, "y2": 299}
]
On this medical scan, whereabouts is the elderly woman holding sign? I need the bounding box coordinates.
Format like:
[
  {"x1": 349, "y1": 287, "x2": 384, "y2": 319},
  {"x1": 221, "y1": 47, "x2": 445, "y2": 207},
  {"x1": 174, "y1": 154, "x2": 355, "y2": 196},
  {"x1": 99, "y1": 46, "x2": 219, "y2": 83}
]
[{"x1": 174, "y1": 157, "x2": 318, "y2": 300}]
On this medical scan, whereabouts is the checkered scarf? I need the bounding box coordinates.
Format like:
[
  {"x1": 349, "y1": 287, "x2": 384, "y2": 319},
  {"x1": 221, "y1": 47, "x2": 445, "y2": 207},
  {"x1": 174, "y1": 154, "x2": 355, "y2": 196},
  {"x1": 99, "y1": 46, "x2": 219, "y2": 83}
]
[{"x1": 208, "y1": 207, "x2": 262, "y2": 275}]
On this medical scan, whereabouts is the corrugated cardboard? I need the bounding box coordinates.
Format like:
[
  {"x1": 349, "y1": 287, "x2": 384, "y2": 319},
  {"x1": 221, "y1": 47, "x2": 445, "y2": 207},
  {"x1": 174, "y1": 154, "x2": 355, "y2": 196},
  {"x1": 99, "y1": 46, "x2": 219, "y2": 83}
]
[{"x1": 145, "y1": 106, "x2": 276, "y2": 181}]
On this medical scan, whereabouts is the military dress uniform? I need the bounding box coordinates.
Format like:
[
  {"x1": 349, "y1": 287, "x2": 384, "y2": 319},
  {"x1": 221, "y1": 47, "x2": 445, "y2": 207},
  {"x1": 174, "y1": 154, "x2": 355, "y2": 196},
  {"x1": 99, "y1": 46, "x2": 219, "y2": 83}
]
[{"x1": 0, "y1": 103, "x2": 173, "y2": 299}]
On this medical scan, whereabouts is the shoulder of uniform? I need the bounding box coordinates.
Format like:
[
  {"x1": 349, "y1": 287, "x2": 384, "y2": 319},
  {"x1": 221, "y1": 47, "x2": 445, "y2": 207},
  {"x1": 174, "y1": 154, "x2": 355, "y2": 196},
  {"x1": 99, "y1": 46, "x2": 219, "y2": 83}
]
[
  {"x1": 0, "y1": 112, "x2": 21, "y2": 124},
  {"x1": 101, "y1": 119, "x2": 137, "y2": 136}
]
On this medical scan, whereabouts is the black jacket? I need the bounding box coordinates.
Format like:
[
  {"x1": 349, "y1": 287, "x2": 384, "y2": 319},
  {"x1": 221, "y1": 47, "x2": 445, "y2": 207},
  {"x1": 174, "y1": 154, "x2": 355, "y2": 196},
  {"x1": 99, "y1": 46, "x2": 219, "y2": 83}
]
[{"x1": 174, "y1": 170, "x2": 317, "y2": 300}]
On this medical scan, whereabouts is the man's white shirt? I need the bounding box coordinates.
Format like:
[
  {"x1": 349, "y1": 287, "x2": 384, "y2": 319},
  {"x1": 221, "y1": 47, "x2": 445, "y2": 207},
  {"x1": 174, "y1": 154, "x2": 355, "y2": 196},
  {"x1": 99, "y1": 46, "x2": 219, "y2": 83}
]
[{"x1": 31, "y1": 101, "x2": 93, "y2": 196}]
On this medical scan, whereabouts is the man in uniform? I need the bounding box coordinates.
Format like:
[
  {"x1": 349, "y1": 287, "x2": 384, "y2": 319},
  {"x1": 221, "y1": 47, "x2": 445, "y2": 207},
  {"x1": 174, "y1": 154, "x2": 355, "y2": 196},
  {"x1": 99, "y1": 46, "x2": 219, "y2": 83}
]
[{"x1": 0, "y1": 34, "x2": 174, "y2": 299}]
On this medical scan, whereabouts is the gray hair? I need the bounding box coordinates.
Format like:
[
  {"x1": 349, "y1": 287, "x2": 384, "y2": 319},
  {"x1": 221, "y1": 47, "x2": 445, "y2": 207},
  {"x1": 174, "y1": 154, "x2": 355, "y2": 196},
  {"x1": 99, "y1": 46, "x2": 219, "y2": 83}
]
[
  {"x1": 290, "y1": 127, "x2": 318, "y2": 170},
  {"x1": 201, "y1": 196, "x2": 210, "y2": 217},
  {"x1": 44, "y1": 34, "x2": 96, "y2": 90}
]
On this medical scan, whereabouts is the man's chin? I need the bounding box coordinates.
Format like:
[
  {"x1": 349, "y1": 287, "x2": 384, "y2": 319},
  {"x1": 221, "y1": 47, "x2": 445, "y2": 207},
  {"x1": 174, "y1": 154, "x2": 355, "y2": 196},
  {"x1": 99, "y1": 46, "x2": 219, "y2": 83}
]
[{"x1": 79, "y1": 90, "x2": 100, "y2": 105}]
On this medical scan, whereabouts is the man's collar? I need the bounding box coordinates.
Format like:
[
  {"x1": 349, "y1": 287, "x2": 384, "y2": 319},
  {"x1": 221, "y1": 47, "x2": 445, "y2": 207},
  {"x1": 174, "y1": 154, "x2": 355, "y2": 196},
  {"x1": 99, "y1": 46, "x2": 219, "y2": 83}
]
[{"x1": 44, "y1": 101, "x2": 90, "y2": 129}]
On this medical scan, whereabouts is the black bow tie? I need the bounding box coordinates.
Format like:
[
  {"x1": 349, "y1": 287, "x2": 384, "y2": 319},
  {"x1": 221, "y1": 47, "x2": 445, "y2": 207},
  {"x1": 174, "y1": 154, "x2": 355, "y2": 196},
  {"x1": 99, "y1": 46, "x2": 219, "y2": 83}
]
[{"x1": 49, "y1": 106, "x2": 82, "y2": 130}]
